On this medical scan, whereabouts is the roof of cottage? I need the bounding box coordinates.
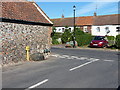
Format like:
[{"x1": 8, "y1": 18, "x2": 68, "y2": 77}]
[
  {"x1": 51, "y1": 16, "x2": 94, "y2": 27},
  {"x1": 0, "y1": 1, "x2": 53, "y2": 25},
  {"x1": 93, "y1": 14, "x2": 119, "y2": 25},
  {"x1": 51, "y1": 14, "x2": 119, "y2": 26},
  {"x1": 51, "y1": 17, "x2": 74, "y2": 27},
  {"x1": 76, "y1": 16, "x2": 93, "y2": 26}
]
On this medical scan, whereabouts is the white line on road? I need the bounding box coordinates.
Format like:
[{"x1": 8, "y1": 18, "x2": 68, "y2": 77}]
[
  {"x1": 62, "y1": 55, "x2": 69, "y2": 57},
  {"x1": 69, "y1": 59, "x2": 99, "y2": 71},
  {"x1": 104, "y1": 60, "x2": 114, "y2": 62},
  {"x1": 26, "y1": 79, "x2": 48, "y2": 90}
]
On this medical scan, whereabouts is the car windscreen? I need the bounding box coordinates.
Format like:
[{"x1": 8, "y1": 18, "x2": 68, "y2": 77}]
[{"x1": 94, "y1": 36, "x2": 105, "y2": 40}]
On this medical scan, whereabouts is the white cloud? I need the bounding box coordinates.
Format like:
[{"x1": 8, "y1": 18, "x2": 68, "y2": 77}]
[
  {"x1": 33, "y1": 0, "x2": 119, "y2": 2},
  {"x1": 74, "y1": 2, "x2": 118, "y2": 16}
]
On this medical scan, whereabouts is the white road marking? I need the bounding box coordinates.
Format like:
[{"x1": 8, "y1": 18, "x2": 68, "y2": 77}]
[
  {"x1": 26, "y1": 79, "x2": 48, "y2": 90},
  {"x1": 51, "y1": 54, "x2": 114, "y2": 63},
  {"x1": 51, "y1": 54, "x2": 60, "y2": 57},
  {"x1": 104, "y1": 60, "x2": 114, "y2": 62},
  {"x1": 59, "y1": 56, "x2": 66, "y2": 58},
  {"x1": 69, "y1": 59, "x2": 99, "y2": 71},
  {"x1": 62, "y1": 55, "x2": 69, "y2": 57},
  {"x1": 67, "y1": 57, "x2": 73, "y2": 59},
  {"x1": 79, "y1": 57, "x2": 88, "y2": 60},
  {"x1": 71, "y1": 56, "x2": 79, "y2": 59}
]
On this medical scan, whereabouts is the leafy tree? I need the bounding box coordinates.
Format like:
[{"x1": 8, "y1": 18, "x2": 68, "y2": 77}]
[
  {"x1": 115, "y1": 34, "x2": 120, "y2": 49},
  {"x1": 61, "y1": 28, "x2": 72, "y2": 43},
  {"x1": 51, "y1": 27, "x2": 56, "y2": 37}
]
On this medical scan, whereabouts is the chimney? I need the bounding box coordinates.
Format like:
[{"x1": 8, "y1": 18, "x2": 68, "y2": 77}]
[
  {"x1": 94, "y1": 12, "x2": 97, "y2": 16},
  {"x1": 62, "y1": 14, "x2": 64, "y2": 18}
]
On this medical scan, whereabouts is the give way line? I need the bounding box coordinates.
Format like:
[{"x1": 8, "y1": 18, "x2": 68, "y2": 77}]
[{"x1": 69, "y1": 59, "x2": 100, "y2": 71}]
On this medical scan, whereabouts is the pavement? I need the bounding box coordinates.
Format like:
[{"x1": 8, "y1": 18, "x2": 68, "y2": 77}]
[
  {"x1": 52, "y1": 44, "x2": 119, "y2": 52},
  {"x1": 2, "y1": 47, "x2": 119, "y2": 89}
]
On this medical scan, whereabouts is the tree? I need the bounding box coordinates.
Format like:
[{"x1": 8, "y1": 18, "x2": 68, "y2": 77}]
[
  {"x1": 61, "y1": 28, "x2": 72, "y2": 43},
  {"x1": 51, "y1": 27, "x2": 56, "y2": 37}
]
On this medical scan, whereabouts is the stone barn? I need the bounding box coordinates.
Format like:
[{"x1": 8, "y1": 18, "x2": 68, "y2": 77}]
[{"x1": 0, "y1": 1, "x2": 53, "y2": 65}]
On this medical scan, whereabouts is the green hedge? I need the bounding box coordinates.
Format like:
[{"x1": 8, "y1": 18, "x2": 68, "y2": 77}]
[
  {"x1": 115, "y1": 34, "x2": 120, "y2": 49},
  {"x1": 107, "y1": 36, "x2": 115, "y2": 46},
  {"x1": 61, "y1": 29, "x2": 72, "y2": 43},
  {"x1": 76, "y1": 34, "x2": 92, "y2": 46},
  {"x1": 52, "y1": 38, "x2": 60, "y2": 45},
  {"x1": 107, "y1": 36, "x2": 115, "y2": 41},
  {"x1": 51, "y1": 33, "x2": 62, "y2": 45}
]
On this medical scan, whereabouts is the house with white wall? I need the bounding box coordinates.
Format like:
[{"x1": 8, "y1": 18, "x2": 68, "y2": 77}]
[
  {"x1": 51, "y1": 14, "x2": 120, "y2": 37},
  {"x1": 51, "y1": 15, "x2": 93, "y2": 33},
  {"x1": 92, "y1": 14, "x2": 120, "y2": 37}
]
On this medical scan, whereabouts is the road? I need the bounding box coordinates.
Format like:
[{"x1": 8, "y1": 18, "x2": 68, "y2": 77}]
[{"x1": 2, "y1": 47, "x2": 119, "y2": 89}]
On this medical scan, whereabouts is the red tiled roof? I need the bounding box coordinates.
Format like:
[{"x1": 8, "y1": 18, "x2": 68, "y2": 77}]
[
  {"x1": 51, "y1": 14, "x2": 119, "y2": 26},
  {"x1": 51, "y1": 16, "x2": 93, "y2": 27},
  {"x1": 1, "y1": 1, "x2": 52, "y2": 24},
  {"x1": 51, "y1": 17, "x2": 74, "y2": 27},
  {"x1": 93, "y1": 14, "x2": 119, "y2": 25},
  {"x1": 76, "y1": 16, "x2": 93, "y2": 26}
]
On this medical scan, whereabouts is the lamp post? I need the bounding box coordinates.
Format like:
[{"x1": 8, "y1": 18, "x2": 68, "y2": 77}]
[{"x1": 73, "y1": 5, "x2": 76, "y2": 48}]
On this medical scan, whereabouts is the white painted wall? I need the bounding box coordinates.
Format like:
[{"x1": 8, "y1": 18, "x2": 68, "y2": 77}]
[
  {"x1": 83, "y1": 26, "x2": 89, "y2": 33},
  {"x1": 55, "y1": 27, "x2": 74, "y2": 33},
  {"x1": 91, "y1": 25, "x2": 120, "y2": 37}
]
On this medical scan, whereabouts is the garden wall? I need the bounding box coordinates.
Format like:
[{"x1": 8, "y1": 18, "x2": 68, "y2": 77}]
[{"x1": 1, "y1": 22, "x2": 52, "y2": 65}]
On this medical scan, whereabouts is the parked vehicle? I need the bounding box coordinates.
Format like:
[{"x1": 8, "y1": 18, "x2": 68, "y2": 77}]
[
  {"x1": 65, "y1": 41, "x2": 78, "y2": 48},
  {"x1": 89, "y1": 36, "x2": 108, "y2": 48}
]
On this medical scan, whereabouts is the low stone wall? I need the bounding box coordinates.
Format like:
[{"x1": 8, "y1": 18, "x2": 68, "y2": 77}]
[{"x1": 0, "y1": 22, "x2": 52, "y2": 65}]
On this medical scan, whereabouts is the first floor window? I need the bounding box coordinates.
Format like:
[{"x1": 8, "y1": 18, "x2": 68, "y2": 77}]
[
  {"x1": 105, "y1": 27, "x2": 110, "y2": 34},
  {"x1": 96, "y1": 27, "x2": 100, "y2": 32},
  {"x1": 59, "y1": 29, "x2": 61, "y2": 31},
  {"x1": 62, "y1": 28, "x2": 65, "y2": 32},
  {"x1": 116, "y1": 27, "x2": 120, "y2": 32}
]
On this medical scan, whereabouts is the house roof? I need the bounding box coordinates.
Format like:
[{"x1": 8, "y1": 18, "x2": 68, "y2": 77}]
[
  {"x1": 51, "y1": 16, "x2": 93, "y2": 27},
  {"x1": 76, "y1": 16, "x2": 93, "y2": 26},
  {"x1": 0, "y1": 1, "x2": 53, "y2": 25},
  {"x1": 51, "y1": 14, "x2": 119, "y2": 26},
  {"x1": 93, "y1": 14, "x2": 119, "y2": 25},
  {"x1": 51, "y1": 17, "x2": 74, "y2": 27}
]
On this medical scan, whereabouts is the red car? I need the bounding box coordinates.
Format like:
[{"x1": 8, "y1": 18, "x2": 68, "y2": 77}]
[{"x1": 90, "y1": 36, "x2": 108, "y2": 48}]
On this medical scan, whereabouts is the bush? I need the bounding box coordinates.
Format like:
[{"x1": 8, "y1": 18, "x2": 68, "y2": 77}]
[
  {"x1": 76, "y1": 34, "x2": 92, "y2": 46},
  {"x1": 115, "y1": 34, "x2": 120, "y2": 49},
  {"x1": 106, "y1": 36, "x2": 115, "y2": 46},
  {"x1": 72, "y1": 28, "x2": 92, "y2": 46},
  {"x1": 51, "y1": 32, "x2": 62, "y2": 45},
  {"x1": 61, "y1": 29, "x2": 72, "y2": 43},
  {"x1": 52, "y1": 38, "x2": 60, "y2": 45}
]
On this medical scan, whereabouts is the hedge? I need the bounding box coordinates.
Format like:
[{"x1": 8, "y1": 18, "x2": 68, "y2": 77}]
[
  {"x1": 115, "y1": 34, "x2": 120, "y2": 49},
  {"x1": 106, "y1": 36, "x2": 115, "y2": 46},
  {"x1": 75, "y1": 34, "x2": 93, "y2": 46},
  {"x1": 51, "y1": 33, "x2": 62, "y2": 45}
]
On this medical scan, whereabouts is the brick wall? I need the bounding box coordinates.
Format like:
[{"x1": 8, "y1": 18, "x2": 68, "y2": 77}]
[{"x1": 1, "y1": 22, "x2": 52, "y2": 65}]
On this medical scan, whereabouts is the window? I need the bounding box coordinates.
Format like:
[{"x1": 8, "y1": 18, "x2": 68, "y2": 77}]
[
  {"x1": 96, "y1": 27, "x2": 100, "y2": 32},
  {"x1": 62, "y1": 28, "x2": 65, "y2": 32},
  {"x1": 116, "y1": 27, "x2": 120, "y2": 32},
  {"x1": 69, "y1": 28, "x2": 71, "y2": 32},
  {"x1": 84, "y1": 28, "x2": 88, "y2": 33},
  {"x1": 105, "y1": 27, "x2": 110, "y2": 34},
  {"x1": 83, "y1": 26, "x2": 88, "y2": 33},
  {"x1": 59, "y1": 29, "x2": 61, "y2": 31}
]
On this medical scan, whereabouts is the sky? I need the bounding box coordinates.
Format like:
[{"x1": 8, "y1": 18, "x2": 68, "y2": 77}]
[{"x1": 35, "y1": 1, "x2": 119, "y2": 19}]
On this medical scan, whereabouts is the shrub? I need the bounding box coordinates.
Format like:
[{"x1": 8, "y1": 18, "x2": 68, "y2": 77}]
[
  {"x1": 52, "y1": 38, "x2": 60, "y2": 45},
  {"x1": 76, "y1": 34, "x2": 92, "y2": 46},
  {"x1": 106, "y1": 36, "x2": 115, "y2": 46},
  {"x1": 61, "y1": 29, "x2": 72, "y2": 43},
  {"x1": 115, "y1": 34, "x2": 120, "y2": 49},
  {"x1": 51, "y1": 32, "x2": 62, "y2": 45},
  {"x1": 72, "y1": 28, "x2": 92, "y2": 46}
]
